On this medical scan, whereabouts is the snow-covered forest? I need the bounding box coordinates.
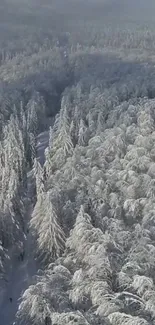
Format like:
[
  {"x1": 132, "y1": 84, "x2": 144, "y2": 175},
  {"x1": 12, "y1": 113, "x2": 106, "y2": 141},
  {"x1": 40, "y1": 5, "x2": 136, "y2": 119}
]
[{"x1": 1, "y1": 0, "x2": 155, "y2": 324}]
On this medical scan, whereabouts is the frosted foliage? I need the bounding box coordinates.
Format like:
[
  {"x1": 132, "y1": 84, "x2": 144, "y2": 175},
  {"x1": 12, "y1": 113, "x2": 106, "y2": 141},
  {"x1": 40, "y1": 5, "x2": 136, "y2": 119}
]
[
  {"x1": 3, "y1": 27, "x2": 155, "y2": 325},
  {"x1": 33, "y1": 158, "x2": 44, "y2": 196},
  {"x1": 17, "y1": 265, "x2": 71, "y2": 324},
  {"x1": 66, "y1": 206, "x2": 123, "y2": 317},
  {"x1": 51, "y1": 311, "x2": 90, "y2": 325},
  {"x1": 30, "y1": 192, "x2": 65, "y2": 262},
  {"x1": 26, "y1": 92, "x2": 46, "y2": 135},
  {"x1": 0, "y1": 112, "x2": 26, "y2": 247},
  {"x1": 108, "y1": 312, "x2": 149, "y2": 325},
  {"x1": 131, "y1": 275, "x2": 154, "y2": 296},
  {"x1": 78, "y1": 119, "x2": 89, "y2": 146},
  {"x1": 45, "y1": 103, "x2": 73, "y2": 174},
  {"x1": 33, "y1": 97, "x2": 155, "y2": 325}
]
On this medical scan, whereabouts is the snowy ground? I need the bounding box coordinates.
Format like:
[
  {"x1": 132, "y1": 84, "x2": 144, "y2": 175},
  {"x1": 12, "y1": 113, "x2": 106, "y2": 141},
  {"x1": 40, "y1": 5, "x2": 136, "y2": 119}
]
[
  {"x1": 36, "y1": 130, "x2": 49, "y2": 166},
  {"x1": 0, "y1": 131, "x2": 49, "y2": 325}
]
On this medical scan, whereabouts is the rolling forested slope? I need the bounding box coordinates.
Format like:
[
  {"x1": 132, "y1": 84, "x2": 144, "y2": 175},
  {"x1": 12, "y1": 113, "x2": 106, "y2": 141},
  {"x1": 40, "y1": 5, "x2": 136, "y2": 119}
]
[{"x1": 1, "y1": 0, "x2": 155, "y2": 324}]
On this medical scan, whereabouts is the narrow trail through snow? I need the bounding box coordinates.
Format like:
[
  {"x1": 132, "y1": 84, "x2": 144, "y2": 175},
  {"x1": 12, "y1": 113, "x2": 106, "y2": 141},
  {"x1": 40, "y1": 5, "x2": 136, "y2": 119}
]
[{"x1": 0, "y1": 131, "x2": 49, "y2": 325}]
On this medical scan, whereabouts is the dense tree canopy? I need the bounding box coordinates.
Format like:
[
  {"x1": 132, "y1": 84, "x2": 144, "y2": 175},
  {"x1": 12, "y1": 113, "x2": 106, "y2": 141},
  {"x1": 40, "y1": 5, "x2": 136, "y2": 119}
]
[{"x1": 1, "y1": 0, "x2": 155, "y2": 324}]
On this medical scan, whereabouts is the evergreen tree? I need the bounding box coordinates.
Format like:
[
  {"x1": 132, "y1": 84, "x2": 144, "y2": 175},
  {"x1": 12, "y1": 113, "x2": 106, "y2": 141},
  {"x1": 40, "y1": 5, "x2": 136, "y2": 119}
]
[{"x1": 30, "y1": 192, "x2": 66, "y2": 263}]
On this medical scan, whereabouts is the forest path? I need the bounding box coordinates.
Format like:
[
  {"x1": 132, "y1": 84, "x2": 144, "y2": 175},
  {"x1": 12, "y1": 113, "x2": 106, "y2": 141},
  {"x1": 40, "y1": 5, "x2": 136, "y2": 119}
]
[{"x1": 0, "y1": 130, "x2": 49, "y2": 325}]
